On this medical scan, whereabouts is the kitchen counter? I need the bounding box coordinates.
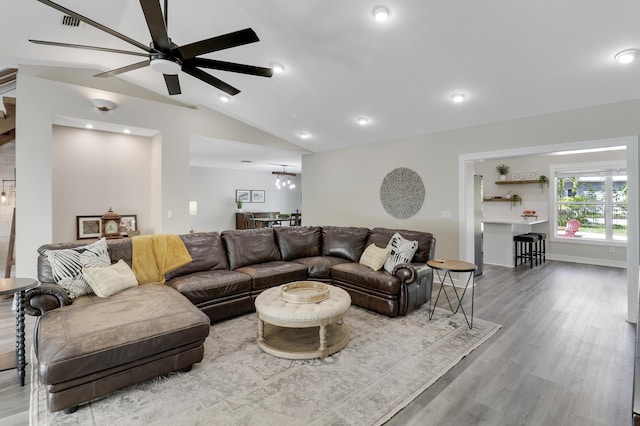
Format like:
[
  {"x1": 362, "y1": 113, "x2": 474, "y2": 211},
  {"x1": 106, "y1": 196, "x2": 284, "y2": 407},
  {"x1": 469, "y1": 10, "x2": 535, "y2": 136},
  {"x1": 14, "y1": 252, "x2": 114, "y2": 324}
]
[{"x1": 482, "y1": 219, "x2": 548, "y2": 267}]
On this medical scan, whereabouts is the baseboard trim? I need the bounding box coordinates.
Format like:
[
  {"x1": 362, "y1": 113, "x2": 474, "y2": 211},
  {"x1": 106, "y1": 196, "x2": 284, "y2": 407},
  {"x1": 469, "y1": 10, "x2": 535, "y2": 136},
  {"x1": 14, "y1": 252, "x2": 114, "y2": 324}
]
[{"x1": 546, "y1": 254, "x2": 626, "y2": 269}]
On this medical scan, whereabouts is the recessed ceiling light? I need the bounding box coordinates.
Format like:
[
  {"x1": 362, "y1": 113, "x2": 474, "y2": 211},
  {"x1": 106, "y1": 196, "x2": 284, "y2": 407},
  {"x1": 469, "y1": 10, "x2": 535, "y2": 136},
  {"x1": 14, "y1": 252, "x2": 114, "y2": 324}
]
[
  {"x1": 272, "y1": 63, "x2": 285, "y2": 74},
  {"x1": 298, "y1": 131, "x2": 310, "y2": 139},
  {"x1": 123, "y1": 129, "x2": 131, "y2": 134},
  {"x1": 357, "y1": 117, "x2": 369, "y2": 126},
  {"x1": 451, "y1": 93, "x2": 466, "y2": 103},
  {"x1": 85, "y1": 124, "x2": 94, "y2": 129},
  {"x1": 373, "y1": 6, "x2": 391, "y2": 22},
  {"x1": 614, "y1": 49, "x2": 640, "y2": 64},
  {"x1": 219, "y1": 94, "x2": 230, "y2": 103}
]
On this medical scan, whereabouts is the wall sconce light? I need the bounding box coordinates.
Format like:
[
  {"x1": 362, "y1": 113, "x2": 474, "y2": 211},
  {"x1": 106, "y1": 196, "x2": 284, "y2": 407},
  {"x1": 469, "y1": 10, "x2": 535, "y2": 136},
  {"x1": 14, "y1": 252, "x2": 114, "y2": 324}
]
[
  {"x1": 1, "y1": 168, "x2": 16, "y2": 205},
  {"x1": 273, "y1": 166, "x2": 297, "y2": 190},
  {"x1": 91, "y1": 98, "x2": 117, "y2": 111}
]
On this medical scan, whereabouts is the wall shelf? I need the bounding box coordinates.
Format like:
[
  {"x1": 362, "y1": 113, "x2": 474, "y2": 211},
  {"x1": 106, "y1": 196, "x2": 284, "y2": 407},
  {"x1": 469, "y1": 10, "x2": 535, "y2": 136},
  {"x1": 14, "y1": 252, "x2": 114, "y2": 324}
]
[
  {"x1": 495, "y1": 179, "x2": 542, "y2": 185},
  {"x1": 484, "y1": 196, "x2": 522, "y2": 203}
]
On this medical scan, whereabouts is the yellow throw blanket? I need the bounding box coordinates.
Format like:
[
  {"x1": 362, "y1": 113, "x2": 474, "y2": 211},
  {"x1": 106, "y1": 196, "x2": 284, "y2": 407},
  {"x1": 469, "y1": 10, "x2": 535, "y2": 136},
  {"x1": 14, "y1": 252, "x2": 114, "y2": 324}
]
[{"x1": 131, "y1": 234, "x2": 192, "y2": 284}]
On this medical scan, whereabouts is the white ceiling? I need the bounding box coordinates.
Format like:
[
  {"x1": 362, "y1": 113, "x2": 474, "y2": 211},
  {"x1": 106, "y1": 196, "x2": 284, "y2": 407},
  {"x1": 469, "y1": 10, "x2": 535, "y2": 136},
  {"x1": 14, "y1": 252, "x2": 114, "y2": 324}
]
[{"x1": 4, "y1": 0, "x2": 640, "y2": 170}]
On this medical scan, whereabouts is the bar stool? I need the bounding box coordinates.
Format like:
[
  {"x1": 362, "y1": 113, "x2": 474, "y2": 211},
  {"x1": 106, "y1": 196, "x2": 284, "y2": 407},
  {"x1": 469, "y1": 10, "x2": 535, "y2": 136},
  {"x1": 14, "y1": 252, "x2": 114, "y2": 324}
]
[
  {"x1": 514, "y1": 233, "x2": 540, "y2": 268},
  {"x1": 524, "y1": 232, "x2": 546, "y2": 264}
]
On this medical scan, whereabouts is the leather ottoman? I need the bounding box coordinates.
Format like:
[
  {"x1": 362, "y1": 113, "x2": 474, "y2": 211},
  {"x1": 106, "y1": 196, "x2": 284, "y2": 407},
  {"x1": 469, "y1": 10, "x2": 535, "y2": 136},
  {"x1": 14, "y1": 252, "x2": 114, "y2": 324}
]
[{"x1": 35, "y1": 284, "x2": 210, "y2": 413}]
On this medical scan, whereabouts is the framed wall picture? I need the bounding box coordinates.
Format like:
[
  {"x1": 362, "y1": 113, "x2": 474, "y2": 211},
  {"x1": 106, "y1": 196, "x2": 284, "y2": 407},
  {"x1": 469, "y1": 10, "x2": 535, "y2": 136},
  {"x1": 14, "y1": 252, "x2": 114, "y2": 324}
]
[
  {"x1": 119, "y1": 215, "x2": 137, "y2": 236},
  {"x1": 236, "y1": 189, "x2": 251, "y2": 203},
  {"x1": 251, "y1": 190, "x2": 265, "y2": 203},
  {"x1": 77, "y1": 215, "x2": 102, "y2": 240}
]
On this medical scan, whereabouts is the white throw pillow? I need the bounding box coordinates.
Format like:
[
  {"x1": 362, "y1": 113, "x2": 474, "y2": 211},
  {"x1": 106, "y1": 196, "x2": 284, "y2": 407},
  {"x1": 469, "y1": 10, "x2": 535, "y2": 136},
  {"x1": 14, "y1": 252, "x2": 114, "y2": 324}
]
[
  {"x1": 383, "y1": 233, "x2": 419, "y2": 274},
  {"x1": 44, "y1": 238, "x2": 111, "y2": 299},
  {"x1": 83, "y1": 259, "x2": 138, "y2": 298},
  {"x1": 359, "y1": 244, "x2": 392, "y2": 271}
]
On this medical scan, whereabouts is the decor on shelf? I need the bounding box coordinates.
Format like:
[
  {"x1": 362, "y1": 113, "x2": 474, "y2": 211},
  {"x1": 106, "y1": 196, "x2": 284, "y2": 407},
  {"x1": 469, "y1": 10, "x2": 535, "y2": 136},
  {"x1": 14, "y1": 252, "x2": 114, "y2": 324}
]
[
  {"x1": 101, "y1": 207, "x2": 122, "y2": 239},
  {"x1": 119, "y1": 215, "x2": 137, "y2": 236},
  {"x1": 273, "y1": 165, "x2": 296, "y2": 190},
  {"x1": 509, "y1": 193, "x2": 522, "y2": 209},
  {"x1": 251, "y1": 190, "x2": 265, "y2": 203},
  {"x1": 379, "y1": 167, "x2": 425, "y2": 219},
  {"x1": 496, "y1": 164, "x2": 509, "y2": 181},
  {"x1": 511, "y1": 171, "x2": 523, "y2": 181},
  {"x1": 236, "y1": 199, "x2": 243, "y2": 212},
  {"x1": 539, "y1": 175, "x2": 549, "y2": 192},
  {"x1": 76, "y1": 215, "x2": 102, "y2": 240}
]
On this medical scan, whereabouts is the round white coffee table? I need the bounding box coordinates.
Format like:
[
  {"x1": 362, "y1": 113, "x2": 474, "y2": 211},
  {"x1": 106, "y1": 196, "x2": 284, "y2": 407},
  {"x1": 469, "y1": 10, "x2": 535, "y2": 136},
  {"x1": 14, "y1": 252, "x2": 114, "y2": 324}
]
[{"x1": 254, "y1": 282, "x2": 351, "y2": 359}]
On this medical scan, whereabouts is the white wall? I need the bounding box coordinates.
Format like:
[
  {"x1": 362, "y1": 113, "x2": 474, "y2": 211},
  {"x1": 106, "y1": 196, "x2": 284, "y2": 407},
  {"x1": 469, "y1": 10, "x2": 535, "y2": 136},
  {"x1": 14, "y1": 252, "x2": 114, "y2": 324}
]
[
  {"x1": 189, "y1": 166, "x2": 301, "y2": 232},
  {"x1": 16, "y1": 65, "x2": 299, "y2": 279},
  {"x1": 302, "y1": 100, "x2": 639, "y2": 321},
  {"x1": 51, "y1": 126, "x2": 153, "y2": 242}
]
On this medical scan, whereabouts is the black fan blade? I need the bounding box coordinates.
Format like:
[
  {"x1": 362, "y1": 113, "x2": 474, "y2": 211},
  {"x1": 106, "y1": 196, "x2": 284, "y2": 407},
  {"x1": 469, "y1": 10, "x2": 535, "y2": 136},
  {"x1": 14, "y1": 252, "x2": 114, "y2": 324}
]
[
  {"x1": 35, "y1": 0, "x2": 152, "y2": 53},
  {"x1": 178, "y1": 28, "x2": 259, "y2": 60},
  {"x1": 186, "y1": 58, "x2": 273, "y2": 78},
  {"x1": 29, "y1": 40, "x2": 148, "y2": 57},
  {"x1": 94, "y1": 60, "x2": 150, "y2": 77},
  {"x1": 182, "y1": 66, "x2": 240, "y2": 96},
  {"x1": 139, "y1": 0, "x2": 171, "y2": 51},
  {"x1": 164, "y1": 74, "x2": 181, "y2": 95}
]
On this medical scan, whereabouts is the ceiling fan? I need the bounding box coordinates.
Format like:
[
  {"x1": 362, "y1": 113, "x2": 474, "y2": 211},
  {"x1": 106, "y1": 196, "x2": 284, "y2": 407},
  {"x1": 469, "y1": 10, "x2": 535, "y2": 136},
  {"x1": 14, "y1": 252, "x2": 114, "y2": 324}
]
[{"x1": 29, "y1": 0, "x2": 273, "y2": 96}]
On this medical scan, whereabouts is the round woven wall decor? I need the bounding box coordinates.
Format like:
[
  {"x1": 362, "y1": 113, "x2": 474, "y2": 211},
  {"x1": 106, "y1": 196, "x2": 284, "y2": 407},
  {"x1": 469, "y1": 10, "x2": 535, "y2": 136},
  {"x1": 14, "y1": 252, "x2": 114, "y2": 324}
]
[{"x1": 379, "y1": 167, "x2": 425, "y2": 219}]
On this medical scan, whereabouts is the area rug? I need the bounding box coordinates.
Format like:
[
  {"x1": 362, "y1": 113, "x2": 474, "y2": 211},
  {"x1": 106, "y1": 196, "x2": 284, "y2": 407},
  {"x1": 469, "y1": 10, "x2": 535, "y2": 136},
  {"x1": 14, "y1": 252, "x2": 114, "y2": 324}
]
[{"x1": 30, "y1": 304, "x2": 501, "y2": 426}]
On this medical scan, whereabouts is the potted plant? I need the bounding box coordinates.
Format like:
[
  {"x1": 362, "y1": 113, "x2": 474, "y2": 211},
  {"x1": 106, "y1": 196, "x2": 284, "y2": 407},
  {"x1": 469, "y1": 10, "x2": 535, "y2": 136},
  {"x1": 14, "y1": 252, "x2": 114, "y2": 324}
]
[
  {"x1": 496, "y1": 164, "x2": 509, "y2": 181},
  {"x1": 539, "y1": 175, "x2": 549, "y2": 192},
  {"x1": 236, "y1": 200, "x2": 243, "y2": 212},
  {"x1": 509, "y1": 193, "x2": 521, "y2": 209}
]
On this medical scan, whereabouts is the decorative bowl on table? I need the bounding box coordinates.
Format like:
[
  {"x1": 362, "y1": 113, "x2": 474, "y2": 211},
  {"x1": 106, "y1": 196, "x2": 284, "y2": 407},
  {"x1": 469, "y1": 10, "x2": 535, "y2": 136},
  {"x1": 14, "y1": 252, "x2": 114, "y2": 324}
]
[{"x1": 281, "y1": 281, "x2": 329, "y2": 303}]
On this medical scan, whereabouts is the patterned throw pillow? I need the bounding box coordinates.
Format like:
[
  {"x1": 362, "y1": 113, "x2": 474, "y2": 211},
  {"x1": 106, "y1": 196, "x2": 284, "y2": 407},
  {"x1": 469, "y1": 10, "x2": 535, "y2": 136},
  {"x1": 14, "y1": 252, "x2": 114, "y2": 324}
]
[
  {"x1": 44, "y1": 238, "x2": 111, "y2": 299},
  {"x1": 359, "y1": 244, "x2": 392, "y2": 271},
  {"x1": 383, "y1": 232, "x2": 419, "y2": 274}
]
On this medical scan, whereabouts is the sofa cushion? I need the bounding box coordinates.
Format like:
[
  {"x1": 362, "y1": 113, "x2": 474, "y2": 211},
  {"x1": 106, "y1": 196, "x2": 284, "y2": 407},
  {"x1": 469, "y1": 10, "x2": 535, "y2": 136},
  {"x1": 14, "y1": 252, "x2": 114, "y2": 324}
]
[
  {"x1": 321, "y1": 226, "x2": 370, "y2": 262},
  {"x1": 293, "y1": 256, "x2": 351, "y2": 279},
  {"x1": 82, "y1": 259, "x2": 138, "y2": 298},
  {"x1": 44, "y1": 238, "x2": 111, "y2": 299},
  {"x1": 166, "y1": 269, "x2": 252, "y2": 305},
  {"x1": 368, "y1": 228, "x2": 435, "y2": 264},
  {"x1": 359, "y1": 244, "x2": 391, "y2": 271},
  {"x1": 383, "y1": 232, "x2": 419, "y2": 274},
  {"x1": 166, "y1": 232, "x2": 229, "y2": 280},
  {"x1": 222, "y1": 228, "x2": 281, "y2": 270},
  {"x1": 235, "y1": 261, "x2": 308, "y2": 291},
  {"x1": 274, "y1": 226, "x2": 322, "y2": 260},
  {"x1": 331, "y1": 262, "x2": 402, "y2": 296},
  {"x1": 36, "y1": 284, "x2": 210, "y2": 386}
]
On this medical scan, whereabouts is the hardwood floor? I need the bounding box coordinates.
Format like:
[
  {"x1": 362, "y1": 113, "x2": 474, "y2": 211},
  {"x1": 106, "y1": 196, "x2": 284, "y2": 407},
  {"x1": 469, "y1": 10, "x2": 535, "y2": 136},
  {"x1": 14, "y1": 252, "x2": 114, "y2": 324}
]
[{"x1": 0, "y1": 261, "x2": 633, "y2": 425}]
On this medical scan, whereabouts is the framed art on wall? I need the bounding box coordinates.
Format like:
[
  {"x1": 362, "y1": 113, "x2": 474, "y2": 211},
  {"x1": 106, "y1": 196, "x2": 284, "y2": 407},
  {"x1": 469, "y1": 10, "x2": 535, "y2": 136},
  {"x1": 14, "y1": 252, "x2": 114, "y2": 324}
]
[
  {"x1": 77, "y1": 216, "x2": 102, "y2": 239},
  {"x1": 236, "y1": 190, "x2": 251, "y2": 203},
  {"x1": 251, "y1": 190, "x2": 265, "y2": 203}
]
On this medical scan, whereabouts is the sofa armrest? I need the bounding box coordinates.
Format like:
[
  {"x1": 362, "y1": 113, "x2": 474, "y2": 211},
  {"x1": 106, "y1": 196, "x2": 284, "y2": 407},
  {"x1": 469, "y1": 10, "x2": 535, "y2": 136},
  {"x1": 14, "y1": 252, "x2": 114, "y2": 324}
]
[
  {"x1": 393, "y1": 262, "x2": 432, "y2": 284},
  {"x1": 25, "y1": 283, "x2": 71, "y2": 316}
]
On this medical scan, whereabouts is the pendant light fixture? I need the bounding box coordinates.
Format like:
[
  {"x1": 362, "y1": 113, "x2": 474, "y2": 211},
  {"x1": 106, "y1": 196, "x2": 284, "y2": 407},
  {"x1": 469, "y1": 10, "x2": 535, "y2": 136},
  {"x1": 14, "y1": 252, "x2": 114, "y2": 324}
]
[{"x1": 272, "y1": 165, "x2": 297, "y2": 190}]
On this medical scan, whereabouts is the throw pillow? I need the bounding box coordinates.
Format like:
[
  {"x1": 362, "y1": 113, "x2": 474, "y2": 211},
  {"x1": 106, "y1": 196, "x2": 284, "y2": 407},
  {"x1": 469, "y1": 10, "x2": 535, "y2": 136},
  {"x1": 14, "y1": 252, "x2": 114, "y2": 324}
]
[
  {"x1": 383, "y1": 232, "x2": 419, "y2": 274},
  {"x1": 44, "y1": 238, "x2": 111, "y2": 299},
  {"x1": 83, "y1": 259, "x2": 138, "y2": 298},
  {"x1": 359, "y1": 244, "x2": 392, "y2": 271}
]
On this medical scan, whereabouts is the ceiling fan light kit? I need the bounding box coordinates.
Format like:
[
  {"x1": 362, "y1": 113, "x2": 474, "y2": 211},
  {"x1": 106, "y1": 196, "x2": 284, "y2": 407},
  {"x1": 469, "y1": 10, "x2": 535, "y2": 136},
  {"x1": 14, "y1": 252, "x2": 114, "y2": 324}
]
[
  {"x1": 271, "y1": 63, "x2": 285, "y2": 74},
  {"x1": 32, "y1": 0, "x2": 273, "y2": 97},
  {"x1": 90, "y1": 98, "x2": 116, "y2": 111},
  {"x1": 451, "y1": 93, "x2": 466, "y2": 103}
]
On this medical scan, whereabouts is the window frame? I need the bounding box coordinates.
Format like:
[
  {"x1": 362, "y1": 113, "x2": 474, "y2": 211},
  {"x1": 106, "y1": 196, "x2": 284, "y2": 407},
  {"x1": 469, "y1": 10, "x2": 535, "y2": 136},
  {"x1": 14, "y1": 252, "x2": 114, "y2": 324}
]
[{"x1": 550, "y1": 161, "x2": 627, "y2": 247}]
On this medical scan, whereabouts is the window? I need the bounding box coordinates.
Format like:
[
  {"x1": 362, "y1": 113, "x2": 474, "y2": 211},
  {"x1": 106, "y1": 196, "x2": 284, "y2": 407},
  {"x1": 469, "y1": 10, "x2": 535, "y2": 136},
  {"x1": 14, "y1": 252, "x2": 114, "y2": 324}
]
[{"x1": 552, "y1": 162, "x2": 627, "y2": 242}]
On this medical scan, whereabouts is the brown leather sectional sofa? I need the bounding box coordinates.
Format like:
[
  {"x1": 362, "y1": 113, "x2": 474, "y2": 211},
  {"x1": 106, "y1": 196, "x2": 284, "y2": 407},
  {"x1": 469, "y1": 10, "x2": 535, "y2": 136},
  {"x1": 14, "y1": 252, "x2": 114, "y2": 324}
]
[{"x1": 26, "y1": 225, "x2": 435, "y2": 413}]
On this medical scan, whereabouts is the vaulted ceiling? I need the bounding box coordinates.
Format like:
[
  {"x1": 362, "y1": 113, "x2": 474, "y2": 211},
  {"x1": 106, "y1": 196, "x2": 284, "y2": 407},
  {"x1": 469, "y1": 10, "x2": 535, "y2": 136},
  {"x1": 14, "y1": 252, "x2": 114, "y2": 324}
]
[{"x1": 3, "y1": 1, "x2": 640, "y2": 166}]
